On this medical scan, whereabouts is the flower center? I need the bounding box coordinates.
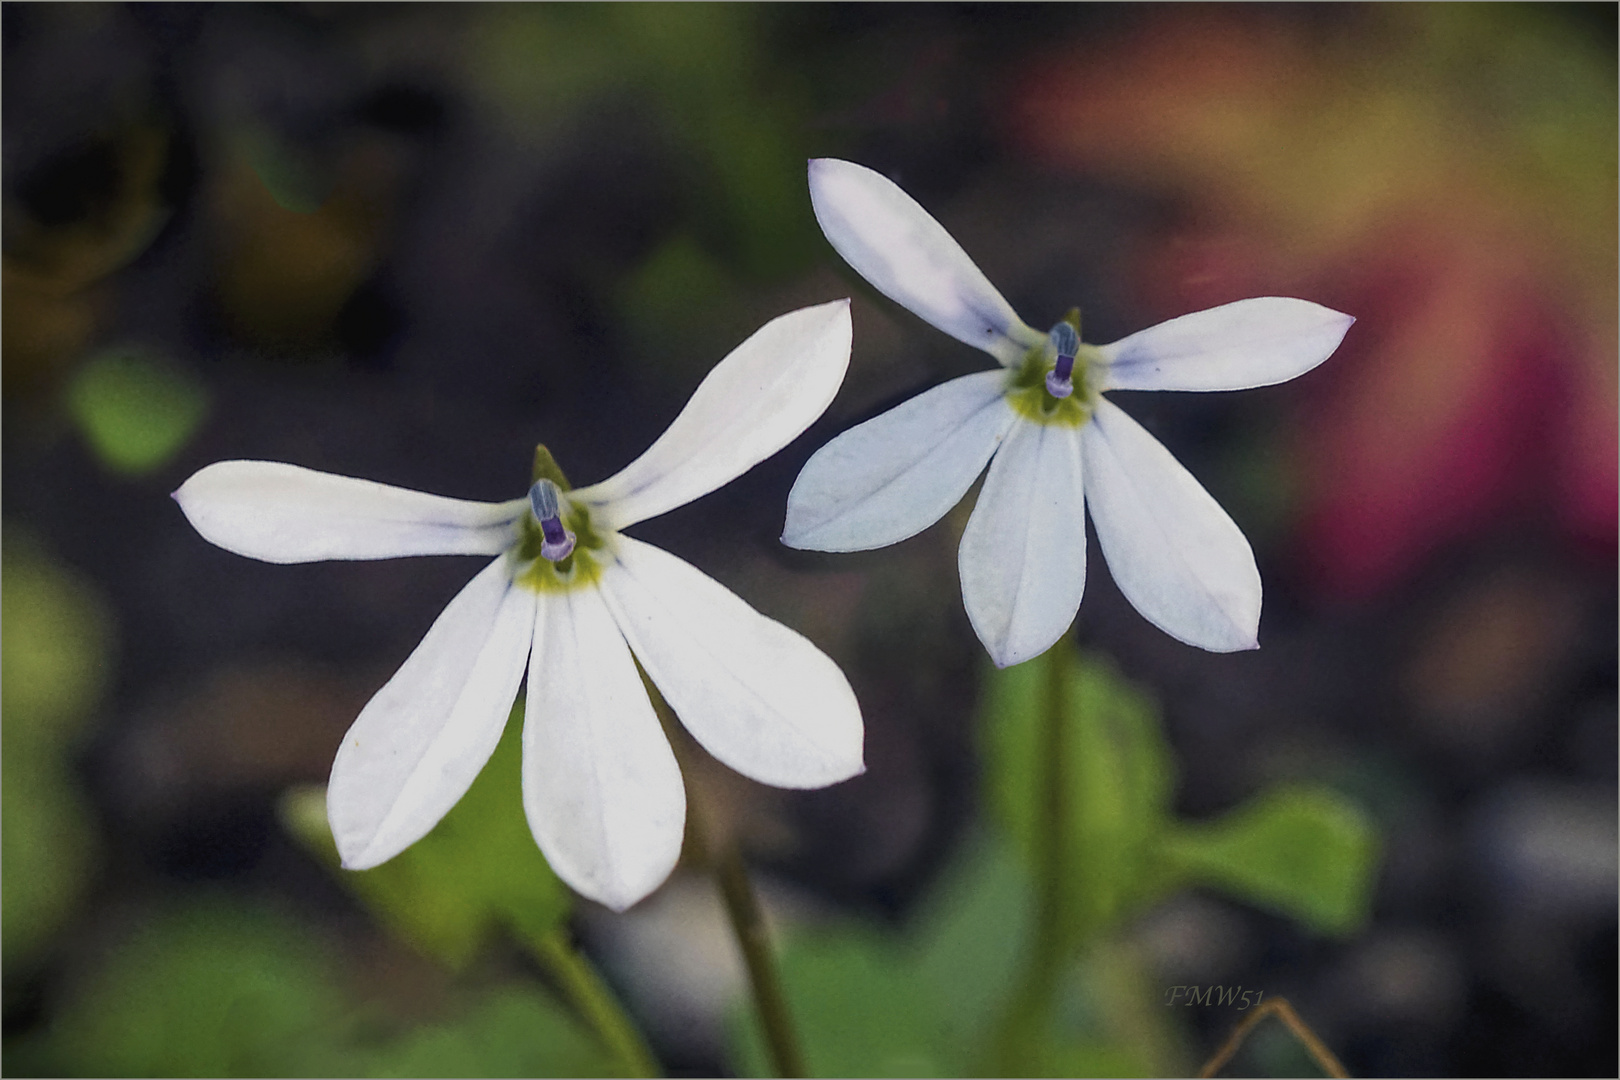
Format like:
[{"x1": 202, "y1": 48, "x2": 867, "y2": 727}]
[
  {"x1": 1005, "y1": 313, "x2": 1098, "y2": 427},
  {"x1": 514, "y1": 476, "x2": 608, "y2": 593},
  {"x1": 528, "y1": 479, "x2": 577, "y2": 562},
  {"x1": 1044, "y1": 321, "x2": 1080, "y2": 399}
]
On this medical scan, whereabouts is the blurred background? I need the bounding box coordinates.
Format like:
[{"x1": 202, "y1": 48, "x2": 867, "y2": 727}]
[{"x1": 4, "y1": 3, "x2": 1614, "y2": 1076}]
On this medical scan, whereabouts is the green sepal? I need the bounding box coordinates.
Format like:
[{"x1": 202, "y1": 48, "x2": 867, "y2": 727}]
[
  {"x1": 531, "y1": 444, "x2": 573, "y2": 490},
  {"x1": 1060, "y1": 306, "x2": 1081, "y2": 338}
]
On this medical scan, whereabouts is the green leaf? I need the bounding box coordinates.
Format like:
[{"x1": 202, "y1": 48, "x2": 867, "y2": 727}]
[
  {"x1": 8, "y1": 895, "x2": 619, "y2": 1079},
  {"x1": 731, "y1": 837, "x2": 1023, "y2": 1078},
  {"x1": 909, "y1": 834, "x2": 1032, "y2": 1039},
  {"x1": 729, "y1": 833, "x2": 1183, "y2": 1078},
  {"x1": 361, "y1": 986, "x2": 619, "y2": 1078},
  {"x1": 67, "y1": 348, "x2": 209, "y2": 475},
  {"x1": 1, "y1": 764, "x2": 100, "y2": 979},
  {"x1": 983, "y1": 648, "x2": 1178, "y2": 948},
  {"x1": 615, "y1": 231, "x2": 748, "y2": 384},
  {"x1": 1163, "y1": 785, "x2": 1380, "y2": 937},
  {"x1": 732, "y1": 930, "x2": 954, "y2": 1078},
  {"x1": 0, "y1": 536, "x2": 114, "y2": 752},
  {"x1": 282, "y1": 701, "x2": 572, "y2": 968},
  {"x1": 12, "y1": 898, "x2": 355, "y2": 1077},
  {"x1": 0, "y1": 538, "x2": 112, "y2": 974}
]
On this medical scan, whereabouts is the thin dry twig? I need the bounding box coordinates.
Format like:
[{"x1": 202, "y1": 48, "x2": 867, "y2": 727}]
[{"x1": 1197, "y1": 996, "x2": 1350, "y2": 1078}]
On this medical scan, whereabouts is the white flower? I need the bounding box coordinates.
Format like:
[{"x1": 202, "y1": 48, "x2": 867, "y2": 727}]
[
  {"x1": 783, "y1": 159, "x2": 1353, "y2": 667},
  {"x1": 175, "y1": 301, "x2": 863, "y2": 912}
]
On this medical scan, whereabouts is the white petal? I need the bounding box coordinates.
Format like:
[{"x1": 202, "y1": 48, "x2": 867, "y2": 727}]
[
  {"x1": 575, "y1": 301, "x2": 853, "y2": 531},
  {"x1": 328, "y1": 556, "x2": 535, "y2": 869},
  {"x1": 958, "y1": 419, "x2": 1087, "y2": 668},
  {"x1": 782, "y1": 370, "x2": 1017, "y2": 552},
  {"x1": 174, "y1": 460, "x2": 524, "y2": 564},
  {"x1": 601, "y1": 536, "x2": 863, "y2": 789},
  {"x1": 1082, "y1": 400, "x2": 1261, "y2": 652},
  {"x1": 809, "y1": 158, "x2": 1044, "y2": 366},
  {"x1": 523, "y1": 585, "x2": 686, "y2": 912},
  {"x1": 1096, "y1": 298, "x2": 1354, "y2": 392}
]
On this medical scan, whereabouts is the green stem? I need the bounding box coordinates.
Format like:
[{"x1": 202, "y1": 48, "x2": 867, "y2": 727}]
[
  {"x1": 527, "y1": 925, "x2": 661, "y2": 1078},
  {"x1": 638, "y1": 671, "x2": 808, "y2": 1078},
  {"x1": 993, "y1": 642, "x2": 1072, "y2": 1074},
  {"x1": 703, "y1": 809, "x2": 808, "y2": 1079}
]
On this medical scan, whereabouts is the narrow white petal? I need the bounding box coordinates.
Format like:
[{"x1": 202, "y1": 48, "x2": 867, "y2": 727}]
[
  {"x1": 174, "y1": 460, "x2": 525, "y2": 564},
  {"x1": 328, "y1": 556, "x2": 535, "y2": 869},
  {"x1": 1082, "y1": 400, "x2": 1261, "y2": 652},
  {"x1": 524, "y1": 586, "x2": 686, "y2": 912},
  {"x1": 809, "y1": 159, "x2": 1044, "y2": 366},
  {"x1": 1096, "y1": 298, "x2": 1354, "y2": 392},
  {"x1": 601, "y1": 536, "x2": 863, "y2": 789},
  {"x1": 782, "y1": 370, "x2": 1017, "y2": 552},
  {"x1": 958, "y1": 420, "x2": 1087, "y2": 668},
  {"x1": 575, "y1": 301, "x2": 853, "y2": 531}
]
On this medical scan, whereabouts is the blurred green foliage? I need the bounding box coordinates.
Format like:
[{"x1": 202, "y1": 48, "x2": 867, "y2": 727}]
[
  {"x1": 730, "y1": 837, "x2": 1021, "y2": 1077},
  {"x1": 474, "y1": 4, "x2": 812, "y2": 268},
  {"x1": 986, "y1": 648, "x2": 1379, "y2": 943},
  {"x1": 7, "y1": 896, "x2": 617, "y2": 1078},
  {"x1": 14, "y1": 900, "x2": 353, "y2": 1077},
  {"x1": 236, "y1": 125, "x2": 338, "y2": 215},
  {"x1": 470, "y1": 4, "x2": 821, "y2": 387},
  {"x1": 0, "y1": 535, "x2": 114, "y2": 746},
  {"x1": 985, "y1": 650, "x2": 1179, "y2": 950},
  {"x1": 729, "y1": 835, "x2": 1176, "y2": 1078},
  {"x1": 616, "y1": 231, "x2": 749, "y2": 370},
  {"x1": 1, "y1": 535, "x2": 113, "y2": 978},
  {"x1": 358, "y1": 986, "x2": 619, "y2": 1079},
  {"x1": 282, "y1": 701, "x2": 572, "y2": 970},
  {"x1": 66, "y1": 348, "x2": 209, "y2": 476},
  {"x1": 1163, "y1": 786, "x2": 1380, "y2": 936},
  {"x1": 734, "y1": 648, "x2": 1378, "y2": 1076}
]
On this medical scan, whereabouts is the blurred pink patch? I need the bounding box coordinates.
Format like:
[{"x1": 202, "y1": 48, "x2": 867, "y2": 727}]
[
  {"x1": 1003, "y1": 7, "x2": 1617, "y2": 601},
  {"x1": 1290, "y1": 229, "x2": 1573, "y2": 599}
]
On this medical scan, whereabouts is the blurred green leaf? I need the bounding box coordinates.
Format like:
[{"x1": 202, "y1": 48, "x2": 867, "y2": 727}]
[
  {"x1": 731, "y1": 840, "x2": 1008, "y2": 1077},
  {"x1": 983, "y1": 649, "x2": 1178, "y2": 950},
  {"x1": 985, "y1": 649, "x2": 1379, "y2": 942},
  {"x1": 67, "y1": 348, "x2": 209, "y2": 475},
  {"x1": 910, "y1": 834, "x2": 1031, "y2": 1038},
  {"x1": 13, "y1": 899, "x2": 355, "y2": 1077},
  {"x1": 694, "y1": 96, "x2": 814, "y2": 279},
  {"x1": 474, "y1": 5, "x2": 815, "y2": 283},
  {"x1": 473, "y1": 7, "x2": 635, "y2": 130},
  {"x1": 616, "y1": 231, "x2": 748, "y2": 381},
  {"x1": 0, "y1": 537, "x2": 112, "y2": 975},
  {"x1": 733, "y1": 929, "x2": 953, "y2": 1078},
  {"x1": 236, "y1": 125, "x2": 337, "y2": 214},
  {"x1": 361, "y1": 986, "x2": 618, "y2": 1078},
  {"x1": 282, "y1": 701, "x2": 572, "y2": 969},
  {"x1": 0, "y1": 535, "x2": 114, "y2": 750},
  {"x1": 731, "y1": 834, "x2": 1166, "y2": 1078},
  {"x1": 8, "y1": 895, "x2": 617, "y2": 1079},
  {"x1": 1164, "y1": 785, "x2": 1380, "y2": 936},
  {"x1": 1047, "y1": 1039, "x2": 1154, "y2": 1078},
  {"x1": 1, "y1": 765, "x2": 101, "y2": 979}
]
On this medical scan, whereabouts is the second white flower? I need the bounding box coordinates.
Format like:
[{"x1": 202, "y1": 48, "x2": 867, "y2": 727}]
[{"x1": 783, "y1": 159, "x2": 1354, "y2": 666}]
